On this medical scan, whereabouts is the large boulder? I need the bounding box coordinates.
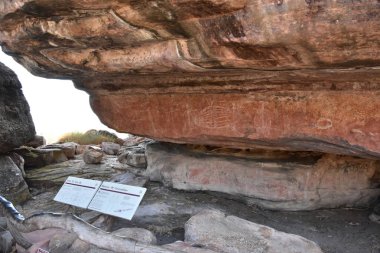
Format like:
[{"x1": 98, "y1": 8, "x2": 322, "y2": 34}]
[
  {"x1": 146, "y1": 142, "x2": 380, "y2": 211},
  {"x1": 0, "y1": 1, "x2": 379, "y2": 158},
  {"x1": 0, "y1": 62, "x2": 35, "y2": 153},
  {"x1": 185, "y1": 210, "x2": 324, "y2": 253},
  {"x1": 0, "y1": 155, "x2": 30, "y2": 204}
]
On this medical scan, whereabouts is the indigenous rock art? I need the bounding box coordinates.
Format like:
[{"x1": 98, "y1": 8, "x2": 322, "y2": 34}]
[{"x1": 0, "y1": 0, "x2": 379, "y2": 157}]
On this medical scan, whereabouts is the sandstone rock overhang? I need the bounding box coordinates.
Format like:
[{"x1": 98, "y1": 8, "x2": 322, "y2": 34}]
[{"x1": 0, "y1": 0, "x2": 379, "y2": 158}]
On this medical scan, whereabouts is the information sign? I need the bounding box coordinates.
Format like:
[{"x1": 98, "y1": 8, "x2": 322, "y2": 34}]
[
  {"x1": 53, "y1": 177, "x2": 101, "y2": 209},
  {"x1": 88, "y1": 181, "x2": 146, "y2": 220}
]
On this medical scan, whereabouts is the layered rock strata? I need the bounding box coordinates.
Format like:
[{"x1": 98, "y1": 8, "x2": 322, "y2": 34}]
[
  {"x1": 0, "y1": 156, "x2": 30, "y2": 204},
  {"x1": 146, "y1": 142, "x2": 380, "y2": 210},
  {"x1": 0, "y1": 0, "x2": 379, "y2": 158}
]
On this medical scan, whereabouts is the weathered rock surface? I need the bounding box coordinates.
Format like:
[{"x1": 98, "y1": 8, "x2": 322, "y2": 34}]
[
  {"x1": 112, "y1": 228, "x2": 157, "y2": 245},
  {"x1": 41, "y1": 142, "x2": 78, "y2": 159},
  {"x1": 0, "y1": 1, "x2": 379, "y2": 158},
  {"x1": 48, "y1": 231, "x2": 78, "y2": 253},
  {"x1": 146, "y1": 142, "x2": 380, "y2": 210},
  {"x1": 118, "y1": 147, "x2": 147, "y2": 168},
  {"x1": 14, "y1": 147, "x2": 68, "y2": 169},
  {"x1": 25, "y1": 135, "x2": 46, "y2": 148},
  {"x1": 18, "y1": 180, "x2": 380, "y2": 253},
  {"x1": 25, "y1": 155, "x2": 139, "y2": 188},
  {"x1": 0, "y1": 62, "x2": 35, "y2": 154},
  {"x1": 164, "y1": 241, "x2": 217, "y2": 253},
  {"x1": 101, "y1": 142, "x2": 120, "y2": 155},
  {"x1": 8, "y1": 152, "x2": 26, "y2": 177},
  {"x1": 0, "y1": 217, "x2": 7, "y2": 232},
  {"x1": 0, "y1": 155, "x2": 30, "y2": 204},
  {"x1": 0, "y1": 231, "x2": 15, "y2": 253},
  {"x1": 185, "y1": 210, "x2": 324, "y2": 253},
  {"x1": 83, "y1": 148, "x2": 103, "y2": 164},
  {"x1": 369, "y1": 203, "x2": 380, "y2": 224}
]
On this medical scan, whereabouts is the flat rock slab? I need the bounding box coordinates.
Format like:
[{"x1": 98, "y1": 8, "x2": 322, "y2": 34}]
[
  {"x1": 14, "y1": 147, "x2": 68, "y2": 169},
  {"x1": 40, "y1": 142, "x2": 78, "y2": 159},
  {"x1": 185, "y1": 210, "x2": 324, "y2": 253},
  {"x1": 146, "y1": 142, "x2": 380, "y2": 211},
  {"x1": 25, "y1": 155, "x2": 144, "y2": 188}
]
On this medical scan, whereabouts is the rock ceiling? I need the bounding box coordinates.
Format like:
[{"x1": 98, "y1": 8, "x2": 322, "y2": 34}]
[{"x1": 0, "y1": 0, "x2": 379, "y2": 158}]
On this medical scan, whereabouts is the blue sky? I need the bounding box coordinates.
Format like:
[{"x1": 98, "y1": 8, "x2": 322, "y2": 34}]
[{"x1": 1, "y1": 49, "x2": 127, "y2": 143}]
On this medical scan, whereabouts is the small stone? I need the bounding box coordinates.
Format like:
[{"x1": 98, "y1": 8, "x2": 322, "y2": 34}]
[
  {"x1": 112, "y1": 227, "x2": 157, "y2": 245},
  {"x1": 83, "y1": 149, "x2": 103, "y2": 164},
  {"x1": 101, "y1": 142, "x2": 121, "y2": 155}
]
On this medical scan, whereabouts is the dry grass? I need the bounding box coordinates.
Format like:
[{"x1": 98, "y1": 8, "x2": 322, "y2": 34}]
[{"x1": 58, "y1": 131, "x2": 118, "y2": 145}]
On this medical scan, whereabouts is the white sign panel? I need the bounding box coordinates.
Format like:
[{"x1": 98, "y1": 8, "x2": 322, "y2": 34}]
[
  {"x1": 54, "y1": 177, "x2": 101, "y2": 209},
  {"x1": 88, "y1": 182, "x2": 146, "y2": 220}
]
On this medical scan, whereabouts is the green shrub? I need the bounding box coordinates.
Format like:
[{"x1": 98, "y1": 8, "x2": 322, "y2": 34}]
[{"x1": 58, "y1": 130, "x2": 118, "y2": 145}]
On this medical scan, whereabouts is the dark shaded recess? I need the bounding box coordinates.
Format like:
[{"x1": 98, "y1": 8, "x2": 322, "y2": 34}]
[
  {"x1": 151, "y1": 142, "x2": 324, "y2": 165},
  {"x1": 200, "y1": 14, "x2": 245, "y2": 42},
  {"x1": 21, "y1": 0, "x2": 75, "y2": 17},
  {"x1": 173, "y1": 0, "x2": 246, "y2": 19}
]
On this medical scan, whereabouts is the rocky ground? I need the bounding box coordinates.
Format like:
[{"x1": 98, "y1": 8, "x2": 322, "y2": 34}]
[
  {"x1": 0, "y1": 136, "x2": 378, "y2": 253},
  {"x1": 8, "y1": 152, "x2": 379, "y2": 253}
]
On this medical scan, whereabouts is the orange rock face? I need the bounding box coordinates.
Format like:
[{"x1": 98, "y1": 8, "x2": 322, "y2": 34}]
[
  {"x1": 0, "y1": 0, "x2": 379, "y2": 157},
  {"x1": 92, "y1": 89, "x2": 380, "y2": 158}
]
